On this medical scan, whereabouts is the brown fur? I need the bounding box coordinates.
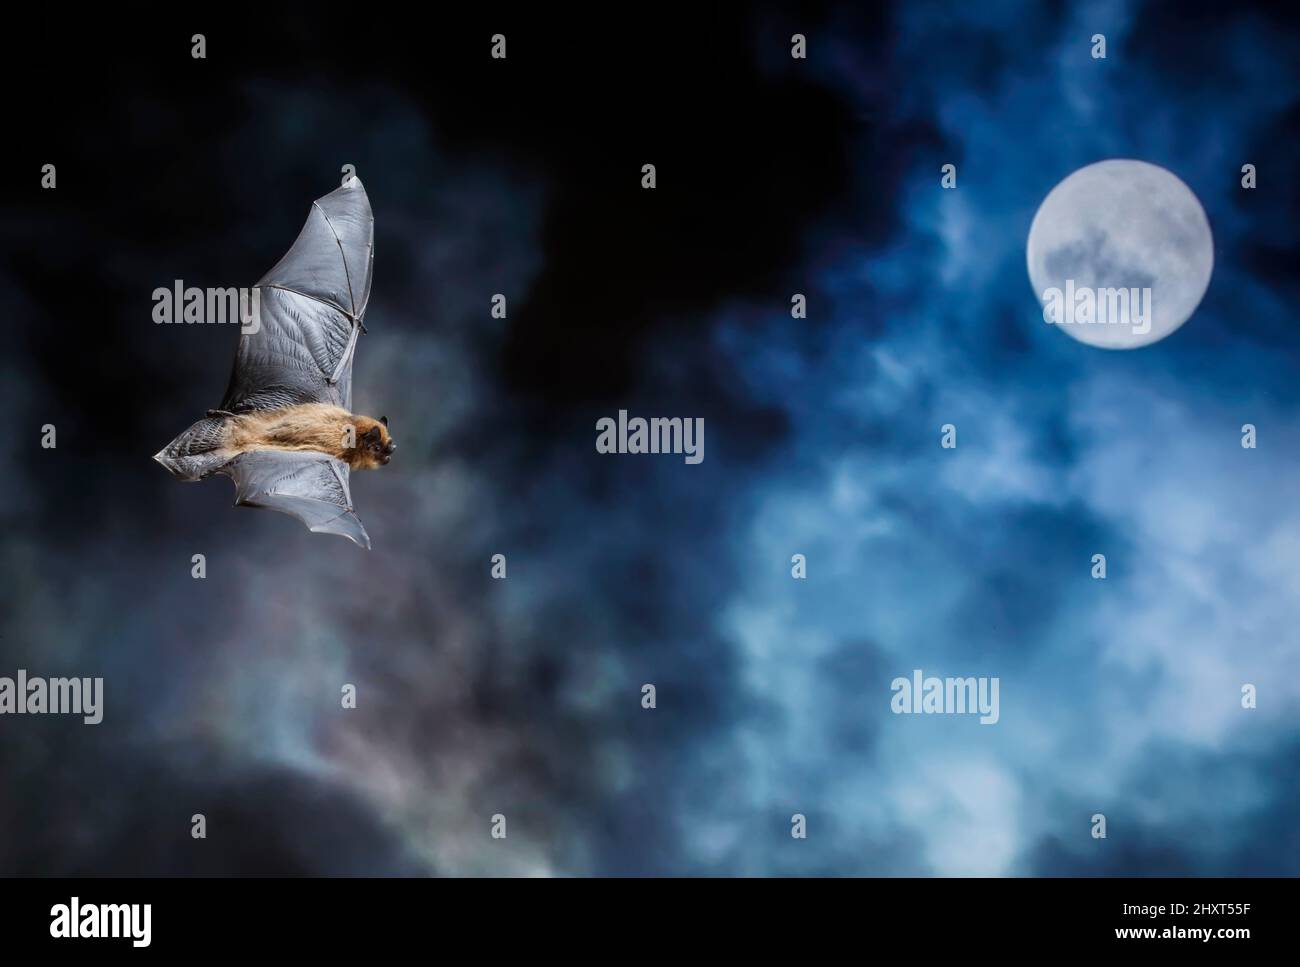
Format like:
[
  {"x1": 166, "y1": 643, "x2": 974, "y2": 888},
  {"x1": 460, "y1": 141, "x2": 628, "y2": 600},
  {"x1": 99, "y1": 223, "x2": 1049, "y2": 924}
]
[{"x1": 225, "y1": 404, "x2": 394, "y2": 470}]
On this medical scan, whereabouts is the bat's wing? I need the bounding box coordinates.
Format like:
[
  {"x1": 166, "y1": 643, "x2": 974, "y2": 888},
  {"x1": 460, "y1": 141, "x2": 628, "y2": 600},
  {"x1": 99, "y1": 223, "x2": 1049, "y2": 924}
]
[
  {"x1": 217, "y1": 449, "x2": 371, "y2": 549},
  {"x1": 221, "y1": 177, "x2": 374, "y2": 413}
]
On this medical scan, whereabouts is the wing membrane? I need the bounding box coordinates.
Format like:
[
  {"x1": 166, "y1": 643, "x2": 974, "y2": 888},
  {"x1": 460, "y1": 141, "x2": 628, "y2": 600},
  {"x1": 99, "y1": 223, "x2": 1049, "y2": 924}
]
[
  {"x1": 221, "y1": 178, "x2": 374, "y2": 414},
  {"x1": 218, "y1": 449, "x2": 371, "y2": 549}
]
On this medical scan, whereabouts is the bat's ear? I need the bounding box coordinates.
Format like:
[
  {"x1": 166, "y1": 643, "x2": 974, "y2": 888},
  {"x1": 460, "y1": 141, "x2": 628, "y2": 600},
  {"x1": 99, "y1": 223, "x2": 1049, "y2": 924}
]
[{"x1": 380, "y1": 415, "x2": 388, "y2": 427}]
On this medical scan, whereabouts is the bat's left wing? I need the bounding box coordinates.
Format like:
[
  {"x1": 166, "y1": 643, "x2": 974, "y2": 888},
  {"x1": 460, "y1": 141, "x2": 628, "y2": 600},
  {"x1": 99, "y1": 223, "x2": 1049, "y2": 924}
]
[
  {"x1": 217, "y1": 449, "x2": 370, "y2": 549},
  {"x1": 221, "y1": 177, "x2": 374, "y2": 414}
]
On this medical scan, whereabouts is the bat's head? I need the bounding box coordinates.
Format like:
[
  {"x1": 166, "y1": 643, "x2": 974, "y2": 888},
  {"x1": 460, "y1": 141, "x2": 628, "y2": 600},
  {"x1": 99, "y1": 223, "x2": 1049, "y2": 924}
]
[{"x1": 355, "y1": 416, "x2": 396, "y2": 469}]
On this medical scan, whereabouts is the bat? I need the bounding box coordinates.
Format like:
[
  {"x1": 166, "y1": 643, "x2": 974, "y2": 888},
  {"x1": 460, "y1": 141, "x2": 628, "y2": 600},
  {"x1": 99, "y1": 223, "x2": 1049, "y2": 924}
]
[{"x1": 153, "y1": 177, "x2": 394, "y2": 549}]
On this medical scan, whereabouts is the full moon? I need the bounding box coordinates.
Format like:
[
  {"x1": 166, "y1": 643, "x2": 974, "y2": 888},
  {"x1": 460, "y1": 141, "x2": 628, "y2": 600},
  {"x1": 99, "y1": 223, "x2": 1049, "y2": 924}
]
[{"x1": 1026, "y1": 159, "x2": 1213, "y2": 349}]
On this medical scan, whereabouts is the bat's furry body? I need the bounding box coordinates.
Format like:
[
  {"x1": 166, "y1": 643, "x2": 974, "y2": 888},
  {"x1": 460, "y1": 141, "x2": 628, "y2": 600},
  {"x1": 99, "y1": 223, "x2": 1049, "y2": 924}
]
[
  {"x1": 154, "y1": 179, "x2": 392, "y2": 548},
  {"x1": 225, "y1": 405, "x2": 393, "y2": 470}
]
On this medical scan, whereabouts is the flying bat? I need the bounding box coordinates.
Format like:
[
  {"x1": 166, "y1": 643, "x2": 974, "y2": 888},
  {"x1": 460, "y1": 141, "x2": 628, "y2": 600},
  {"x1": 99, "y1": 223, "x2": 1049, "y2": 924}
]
[{"x1": 154, "y1": 178, "x2": 394, "y2": 549}]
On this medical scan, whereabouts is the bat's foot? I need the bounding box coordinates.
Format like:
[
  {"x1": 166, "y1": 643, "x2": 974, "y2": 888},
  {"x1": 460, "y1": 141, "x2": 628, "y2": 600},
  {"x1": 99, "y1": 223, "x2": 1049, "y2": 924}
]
[{"x1": 206, "y1": 408, "x2": 237, "y2": 418}]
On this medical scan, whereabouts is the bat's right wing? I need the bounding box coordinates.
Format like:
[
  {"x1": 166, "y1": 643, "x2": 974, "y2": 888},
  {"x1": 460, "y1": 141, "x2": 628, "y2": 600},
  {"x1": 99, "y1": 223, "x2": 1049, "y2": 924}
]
[
  {"x1": 217, "y1": 449, "x2": 370, "y2": 549},
  {"x1": 221, "y1": 178, "x2": 375, "y2": 414}
]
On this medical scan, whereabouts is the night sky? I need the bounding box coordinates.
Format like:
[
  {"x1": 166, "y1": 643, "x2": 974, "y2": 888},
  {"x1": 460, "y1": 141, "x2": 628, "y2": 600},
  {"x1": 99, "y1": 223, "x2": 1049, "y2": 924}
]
[{"x1": 2, "y1": 1, "x2": 1298, "y2": 875}]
